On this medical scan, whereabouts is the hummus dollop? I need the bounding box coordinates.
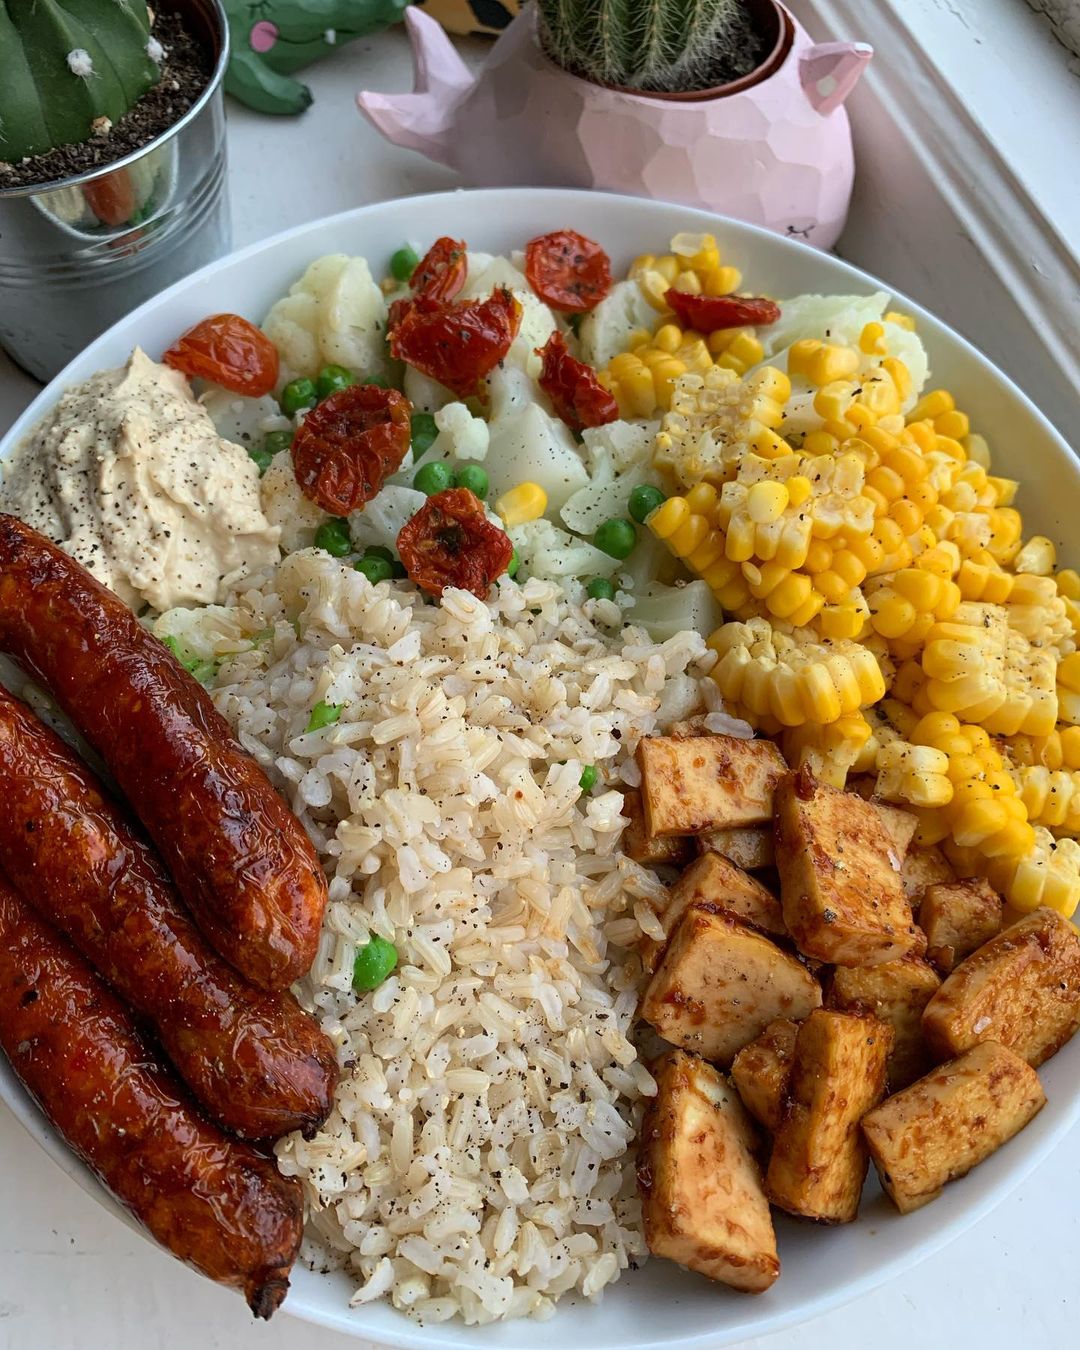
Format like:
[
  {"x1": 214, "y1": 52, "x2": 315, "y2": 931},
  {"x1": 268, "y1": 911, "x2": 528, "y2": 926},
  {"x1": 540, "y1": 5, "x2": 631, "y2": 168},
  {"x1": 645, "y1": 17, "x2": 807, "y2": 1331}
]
[{"x1": 0, "y1": 348, "x2": 280, "y2": 611}]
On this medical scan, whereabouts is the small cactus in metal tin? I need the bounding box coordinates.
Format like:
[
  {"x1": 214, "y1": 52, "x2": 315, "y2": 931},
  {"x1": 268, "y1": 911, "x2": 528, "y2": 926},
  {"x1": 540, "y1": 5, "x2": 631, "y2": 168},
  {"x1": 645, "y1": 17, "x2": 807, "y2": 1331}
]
[{"x1": 0, "y1": 0, "x2": 160, "y2": 162}]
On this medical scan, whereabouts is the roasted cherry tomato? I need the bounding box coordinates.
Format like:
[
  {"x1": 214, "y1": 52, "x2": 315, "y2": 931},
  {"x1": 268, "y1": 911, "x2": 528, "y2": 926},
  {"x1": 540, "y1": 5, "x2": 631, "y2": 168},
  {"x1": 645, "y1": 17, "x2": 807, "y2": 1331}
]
[
  {"x1": 163, "y1": 313, "x2": 280, "y2": 398},
  {"x1": 525, "y1": 230, "x2": 612, "y2": 313},
  {"x1": 397, "y1": 487, "x2": 514, "y2": 599},
  {"x1": 387, "y1": 295, "x2": 412, "y2": 332},
  {"x1": 390, "y1": 288, "x2": 522, "y2": 398},
  {"x1": 292, "y1": 384, "x2": 412, "y2": 516},
  {"x1": 663, "y1": 290, "x2": 782, "y2": 332},
  {"x1": 410, "y1": 236, "x2": 468, "y2": 307},
  {"x1": 536, "y1": 332, "x2": 618, "y2": 433}
]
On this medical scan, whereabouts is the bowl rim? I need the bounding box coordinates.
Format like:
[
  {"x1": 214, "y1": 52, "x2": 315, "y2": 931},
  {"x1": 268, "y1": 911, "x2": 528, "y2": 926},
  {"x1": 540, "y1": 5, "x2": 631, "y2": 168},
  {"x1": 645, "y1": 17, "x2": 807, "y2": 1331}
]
[{"x1": 1, "y1": 186, "x2": 1077, "y2": 1350}]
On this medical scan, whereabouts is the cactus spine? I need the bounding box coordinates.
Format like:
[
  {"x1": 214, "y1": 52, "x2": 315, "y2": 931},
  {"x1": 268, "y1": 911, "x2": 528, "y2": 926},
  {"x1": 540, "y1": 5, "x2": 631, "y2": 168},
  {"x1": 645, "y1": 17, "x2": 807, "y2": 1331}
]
[
  {"x1": 537, "y1": 0, "x2": 764, "y2": 94},
  {"x1": 0, "y1": 0, "x2": 159, "y2": 163}
]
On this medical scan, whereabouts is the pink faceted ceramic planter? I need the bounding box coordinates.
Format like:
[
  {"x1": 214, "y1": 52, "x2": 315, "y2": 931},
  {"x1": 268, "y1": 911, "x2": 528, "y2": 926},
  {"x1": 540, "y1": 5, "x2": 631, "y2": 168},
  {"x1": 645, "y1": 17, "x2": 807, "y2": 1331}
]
[{"x1": 358, "y1": 6, "x2": 871, "y2": 248}]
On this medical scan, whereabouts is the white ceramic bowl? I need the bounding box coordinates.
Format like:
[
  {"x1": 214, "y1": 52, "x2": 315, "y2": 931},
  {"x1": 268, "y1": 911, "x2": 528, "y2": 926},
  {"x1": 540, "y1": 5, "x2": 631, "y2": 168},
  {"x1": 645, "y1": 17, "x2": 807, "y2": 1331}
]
[{"x1": 1, "y1": 189, "x2": 1077, "y2": 1349}]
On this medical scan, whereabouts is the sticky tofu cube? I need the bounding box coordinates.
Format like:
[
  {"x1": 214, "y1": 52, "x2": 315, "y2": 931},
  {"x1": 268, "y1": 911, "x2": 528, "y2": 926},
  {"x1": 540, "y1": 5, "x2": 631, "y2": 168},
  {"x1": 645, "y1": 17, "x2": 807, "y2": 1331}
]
[
  {"x1": 862, "y1": 1041, "x2": 1045, "y2": 1214},
  {"x1": 872, "y1": 802, "x2": 917, "y2": 860},
  {"x1": 698, "y1": 826, "x2": 775, "y2": 872},
  {"x1": 828, "y1": 957, "x2": 942, "y2": 1090},
  {"x1": 638, "y1": 1050, "x2": 779, "y2": 1292},
  {"x1": 901, "y1": 846, "x2": 956, "y2": 907},
  {"x1": 621, "y1": 789, "x2": 694, "y2": 868},
  {"x1": 731, "y1": 1018, "x2": 799, "y2": 1132},
  {"x1": 641, "y1": 907, "x2": 821, "y2": 1065},
  {"x1": 637, "y1": 735, "x2": 786, "y2": 838},
  {"x1": 922, "y1": 906, "x2": 1080, "y2": 1066},
  {"x1": 920, "y1": 877, "x2": 1003, "y2": 974},
  {"x1": 640, "y1": 851, "x2": 786, "y2": 975},
  {"x1": 775, "y1": 768, "x2": 924, "y2": 967},
  {"x1": 765, "y1": 1009, "x2": 892, "y2": 1224}
]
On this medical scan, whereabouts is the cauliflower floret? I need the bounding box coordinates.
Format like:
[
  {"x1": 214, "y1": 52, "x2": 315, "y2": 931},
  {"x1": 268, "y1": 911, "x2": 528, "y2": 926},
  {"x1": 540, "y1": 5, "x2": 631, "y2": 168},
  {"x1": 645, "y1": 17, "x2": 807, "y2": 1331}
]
[
  {"x1": 510, "y1": 518, "x2": 619, "y2": 581},
  {"x1": 201, "y1": 390, "x2": 288, "y2": 451},
  {"x1": 461, "y1": 253, "x2": 558, "y2": 381},
  {"x1": 430, "y1": 402, "x2": 490, "y2": 462},
  {"x1": 759, "y1": 291, "x2": 889, "y2": 358},
  {"x1": 262, "y1": 254, "x2": 390, "y2": 382},
  {"x1": 260, "y1": 455, "x2": 322, "y2": 553},
  {"x1": 577, "y1": 279, "x2": 657, "y2": 370},
  {"x1": 581, "y1": 418, "x2": 659, "y2": 477},
  {"x1": 486, "y1": 403, "x2": 588, "y2": 513},
  {"x1": 487, "y1": 364, "x2": 536, "y2": 421},
  {"x1": 626, "y1": 580, "x2": 724, "y2": 644},
  {"x1": 404, "y1": 364, "x2": 454, "y2": 414},
  {"x1": 348, "y1": 485, "x2": 426, "y2": 555}
]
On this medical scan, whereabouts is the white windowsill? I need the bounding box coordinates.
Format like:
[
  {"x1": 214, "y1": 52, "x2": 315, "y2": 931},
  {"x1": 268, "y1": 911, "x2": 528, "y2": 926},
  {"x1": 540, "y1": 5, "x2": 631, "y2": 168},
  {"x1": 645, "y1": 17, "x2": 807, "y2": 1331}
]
[{"x1": 788, "y1": 0, "x2": 1080, "y2": 445}]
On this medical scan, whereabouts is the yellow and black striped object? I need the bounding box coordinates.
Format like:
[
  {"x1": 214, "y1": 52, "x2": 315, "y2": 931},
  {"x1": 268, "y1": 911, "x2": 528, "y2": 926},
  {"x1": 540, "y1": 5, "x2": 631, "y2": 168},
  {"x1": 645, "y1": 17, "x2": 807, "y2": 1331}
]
[{"x1": 418, "y1": 0, "x2": 520, "y2": 36}]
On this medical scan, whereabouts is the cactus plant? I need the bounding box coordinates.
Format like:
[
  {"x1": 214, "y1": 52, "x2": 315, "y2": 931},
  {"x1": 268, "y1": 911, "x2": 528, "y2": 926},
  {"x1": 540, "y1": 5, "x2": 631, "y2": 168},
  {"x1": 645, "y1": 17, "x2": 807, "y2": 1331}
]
[
  {"x1": 536, "y1": 0, "x2": 766, "y2": 94},
  {"x1": 0, "y1": 0, "x2": 160, "y2": 163}
]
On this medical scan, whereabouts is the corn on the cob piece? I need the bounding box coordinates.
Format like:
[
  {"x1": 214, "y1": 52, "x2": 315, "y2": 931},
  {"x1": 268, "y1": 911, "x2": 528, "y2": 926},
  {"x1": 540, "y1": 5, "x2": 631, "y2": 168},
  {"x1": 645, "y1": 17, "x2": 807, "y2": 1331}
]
[
  {"x1": 946, "y1": 828, "x2": 1080, "y2": 919},
  {"x1": 909, "y1": 711, "x2": 1036, "y2": 863},
  {"x1": 653, "y1": 366, "x2": 792, "y2": 488},
  {"x1": 875, "y1": 740, "x2": 954, "y2": 808},
  {"x1": 1006, "y1": 725, "x2": 1080, "y2": 770},
  {"x1": 781, "y1": 713, "x2": 872, "y2": 789},
  {"x1": 921, "y1": 601, "x2": 1058, "y2": 736},
  {"x1": 707, "y1": 616, "x2": 886, "y2": 727},
  {"x1": 1007, "y1": 573, "x2": 1075, "y2": 658},
  {"x1": 1013, "y1": 764, "x2": 1080, "y2": 834},
  {"x1": 864, "y1": 567, "x2": 961, "y2": 647}
]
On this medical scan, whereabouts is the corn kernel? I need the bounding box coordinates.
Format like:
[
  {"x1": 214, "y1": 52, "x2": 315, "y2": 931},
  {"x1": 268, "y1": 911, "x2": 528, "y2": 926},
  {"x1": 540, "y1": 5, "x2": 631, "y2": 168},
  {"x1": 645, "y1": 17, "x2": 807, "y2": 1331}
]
[
  {"x1": 495, "y1": 482, "x2": 547, "y2": 527},
  {"x1": 885, "y1": 310, "x2": 916, "y2": 330},
  {"x1": 908, "y1": 389, "x2": 955, "y2": 422}
]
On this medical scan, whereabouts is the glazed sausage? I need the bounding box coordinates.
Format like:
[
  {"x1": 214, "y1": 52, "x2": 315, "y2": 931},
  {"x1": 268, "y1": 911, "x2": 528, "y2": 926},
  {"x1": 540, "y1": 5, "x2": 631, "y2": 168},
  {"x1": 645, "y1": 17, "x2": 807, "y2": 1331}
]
[
  {"x1": 0, "y1": 683, "x2": 338, "y2": 1140},
  {"x1": 0, "y1": 514, "x2": 327, "y2": 991},
  {"x1": 0, "y1": 872, "x2": 303, "y2": 1317}
]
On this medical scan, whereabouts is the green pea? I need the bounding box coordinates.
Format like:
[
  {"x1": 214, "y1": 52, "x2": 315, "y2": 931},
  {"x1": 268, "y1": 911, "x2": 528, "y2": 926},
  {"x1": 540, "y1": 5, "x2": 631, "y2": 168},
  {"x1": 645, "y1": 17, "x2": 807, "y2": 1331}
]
[
  {"x1": 390, "y1": 245, "x2": 420, "y2": 282},
  {"x1": 306, "y1": 700, "x2": 342, "y2": 733},
  {"x1": 507, "y1": 548, "x2": 520, "y2": 579},
  {"x1": 629, "y1": 483, "x2": 666, "y2": 524},
  {"x1": 586, "y1": 577, "x2": 616, "y2": 601},
  {"x1": 249, "y1": 446, "x2": 274, "y2": 476},
  {"x1": 410, "y1": 412, "x2": 439, "y2": 461},
  {"x1": 364, "y1": 374, "x2": 390, "y2": 389},
  {"x1": 414, "y1": 460, "x2": 453, "y2": 496},
  {"x1": 593, "y1": 517, "x2": 637, "y2": 560},
  {"x1": 453, "y1": 463, "x2": 489, "y2": 498},
  {"x1": 579, "y1": 764, "x2": 598, "y2": 792},
  {"x1": 263, "y1": 429, "x2": 294, "y2": 457},
  {"x1": 314, "y1": 518, "x2": 353, "y2": 558},
  {"x1": 316, "y1": 364, "x2": 355, "y2": 399},
  {"x1": 280, "y1": 377, "x2": 317, "y2": 416},
  {"x1": 353, "y1": 934, "x2": 398, "y2": 991},
  {"x1": 355, "y1": 555, "x2": 393, "y2": 584},
  {"x1": 363, "y1": 545, "x2": 395, "y2": 563}
]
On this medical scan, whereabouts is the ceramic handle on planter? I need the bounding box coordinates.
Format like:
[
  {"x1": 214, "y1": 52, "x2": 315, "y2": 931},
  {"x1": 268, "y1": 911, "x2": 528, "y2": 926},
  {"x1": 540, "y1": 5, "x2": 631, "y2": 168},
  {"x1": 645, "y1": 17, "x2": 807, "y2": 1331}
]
[
  {"x1": 356, "y1": 6, "x2": 475, "y2": 167},
  {"x1": 800, "y1": 42, "x2": 873, "y2": 116}
]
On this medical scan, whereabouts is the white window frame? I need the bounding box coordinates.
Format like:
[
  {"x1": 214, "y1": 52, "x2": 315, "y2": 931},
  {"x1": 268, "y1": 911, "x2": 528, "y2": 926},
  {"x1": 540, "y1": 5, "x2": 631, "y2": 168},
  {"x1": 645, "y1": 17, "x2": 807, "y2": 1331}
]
[{"x1": 788, "y1": 0, "x2": 1080, "y2": 443}]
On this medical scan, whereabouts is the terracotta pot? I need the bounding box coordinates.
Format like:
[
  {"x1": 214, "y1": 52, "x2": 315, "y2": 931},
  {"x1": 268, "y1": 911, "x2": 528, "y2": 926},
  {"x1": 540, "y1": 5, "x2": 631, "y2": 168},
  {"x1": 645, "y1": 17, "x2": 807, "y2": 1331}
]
[{"x1": 358, "y1": 4, "x2": 871, "y2": 249}]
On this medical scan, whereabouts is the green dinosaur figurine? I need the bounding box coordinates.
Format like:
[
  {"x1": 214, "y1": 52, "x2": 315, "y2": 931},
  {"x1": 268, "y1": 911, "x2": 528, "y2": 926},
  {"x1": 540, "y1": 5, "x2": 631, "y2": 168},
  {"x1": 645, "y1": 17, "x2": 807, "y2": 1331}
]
[{"x1": 224, "y1": 0, "x2": 410, "y2": 115}]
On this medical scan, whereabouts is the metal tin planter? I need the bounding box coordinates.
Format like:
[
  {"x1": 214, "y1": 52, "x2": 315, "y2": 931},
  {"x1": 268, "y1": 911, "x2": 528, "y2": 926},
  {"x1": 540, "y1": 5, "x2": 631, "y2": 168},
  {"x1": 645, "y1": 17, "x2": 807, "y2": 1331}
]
[{"x1": 0, "y1": 0, "x2": 232, "y2": 383}]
